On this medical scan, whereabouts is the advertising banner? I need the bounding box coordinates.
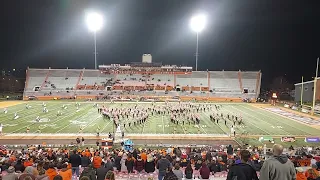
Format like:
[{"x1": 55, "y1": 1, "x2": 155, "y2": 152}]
[
  {"x1": 305, "y1": 137, "x2": 320, "y2": 143},
  {"x1": 259, "y1": 136, "x2": 273, "y2": 142},
  {"x1": 281, "y1": 137, "x2": 296, "y2": 142}
]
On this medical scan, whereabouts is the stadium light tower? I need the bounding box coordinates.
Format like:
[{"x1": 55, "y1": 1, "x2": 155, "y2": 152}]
[
  {"x1": 190, "y1": 14, "x2": 206, "y2": 71},
  {"x1": 85, "y1": 12, "x2": 103, "y2": 69}
]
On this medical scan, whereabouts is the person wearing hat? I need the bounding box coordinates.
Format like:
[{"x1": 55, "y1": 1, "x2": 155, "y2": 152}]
[
  {"x1": 296, "y1": 167, "x2": 307, "y2": 180},
  {"x1": 3, "y1": 166, "x2": 18, "y2": 180}
]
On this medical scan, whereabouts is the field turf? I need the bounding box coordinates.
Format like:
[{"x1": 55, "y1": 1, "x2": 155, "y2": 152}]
[{"x1": 0, "y1": 101, "x2": 319, "y2": 136}]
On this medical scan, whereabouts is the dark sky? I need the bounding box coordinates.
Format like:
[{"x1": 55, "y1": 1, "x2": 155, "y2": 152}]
[{"x1": 1, "y1": 0, "x2": 320, "y2": 85}]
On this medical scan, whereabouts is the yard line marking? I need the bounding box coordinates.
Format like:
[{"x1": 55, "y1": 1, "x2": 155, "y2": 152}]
[
  {"x1": 199, "y1": 123, "x2": 207, "y2": 134},
  {"x1": 227, "y1": 105, "x2": 270, "y2": 135},
  {"x1": 8, "y1": 104, "x2": 82, "y2": 133},
  {"x1": 17, "y1": 103, "x2": 92, "y2": 134},
  {"x1": 0, "y1": 103, "x2": 62, "y2": 124},
  {"x1": 161, "y1": 115, "x2": 165, "y2": 134},
  {"x1": 200, "y1": 112, "x2": 227, "y2": 135},
  {"x1": 242, "y1": 105, "x2": 312, "y2": 135},
  {"x1": 234, "y1": 105, "x2": 292, "y2": 135},
  {"x1": 141, "y1": 119, "x2": 148, "y2": 134},
  {"x1": 55, "y1": 110, "x2": 100, "y2": 133},
  {"x1": 100, "y1": 119, "x2": 113, "y2": 133}
]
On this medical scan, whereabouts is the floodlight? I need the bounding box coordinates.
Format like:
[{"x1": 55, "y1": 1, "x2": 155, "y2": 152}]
[
  {"x1": 190, "y1": 14, "x2": 206, "y2": 33},
  {"x1": 85, "y1": 12, "x2": 103, "y2": 32}
]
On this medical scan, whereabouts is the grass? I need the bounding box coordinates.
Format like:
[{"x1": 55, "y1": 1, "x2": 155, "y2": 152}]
[{"x1": 0, "y1": 101, "x2": 319, "y2": 137}]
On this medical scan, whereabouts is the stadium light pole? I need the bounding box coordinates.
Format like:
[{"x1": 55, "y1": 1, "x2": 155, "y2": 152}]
[
  {"x1": 190, "y1": 14, "x2": 206, "y2": 71},
  {"x1": 312, "y1": 57, "x2": 319, "y2": 115},
  {"x1": 85, "y1": 12, "x2": 103, "y2": 69}
]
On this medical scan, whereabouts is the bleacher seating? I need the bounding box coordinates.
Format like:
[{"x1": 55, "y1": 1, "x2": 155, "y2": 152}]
[{"x1": 24, "y1": 68, "x2": 261, "y2": 99}]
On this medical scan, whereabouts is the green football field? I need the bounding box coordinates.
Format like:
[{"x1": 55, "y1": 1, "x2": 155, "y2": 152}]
[{"x1": 0, "y1": 101, "x2": 319, "y2": 136}]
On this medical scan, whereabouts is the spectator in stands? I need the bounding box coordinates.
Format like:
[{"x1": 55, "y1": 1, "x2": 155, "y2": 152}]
[
  {"x1": 104, "y1": 158, "x2": 113, "y2": 173},
  {"x1": 157, "y1": 155, "x2": 172, "y2": 180},
  {"x1": 226, "y1": 150, "x2": 259, "y2": 180},
  {"x1": 135, "y1": 155, "x2": 145, "y2": 173},
  {"x1": 105, "y1": 171, "x2": 115, "y2": 180},
  {"x1": 164, "y1": 167, "x2": 178, "y2": 180},
  {"x1": 14, "y1": 159, "x2": 25, "y2": 173},
  {"x1": 125, "y1": 153, "x2": 134, "y2": 174},
  {"x1": 260, "y1": 144, "x2": 296, "y2": 180},
  {"x1": 46, "y1": 163, "x2": 57, "y2": 180},
  {"x1": 19, "y1": 166, "x2": 37, "y2": 180},
  {"x1": 120, "y1": 153, "x2": 127, "y2": 172},
  {"x1": 80, "y1": 164, "x2": 96, "y2": 180},
  {"x1": 296, "y1": 167, "x2": 307, "y2": 180},
  {"x1": 194, "y1": 158, "x2": 202, "y2": 170},
  {"x1": 199, "y1": 162, "x2": 210, "y2": 179},
  {"x1": 52, "y1": 175, "x2": 62, "y2": 180},
  {"x1": 305, "y1": 164, "x2": 320, "y2": 180},
  {"x1": 145, "y1": 154, "x2": 155, "y2": 173},
  {"x1": 114, "y1": 152, "x2": 122, "y2": 171},
  {"x1": 92, "y1": 153, "x2": 102, "y2": 169},
  {"x1": 36, "y1": 167, "x2": 49, "y2": 180},
  {"x1": 58, "y1": 164, "x2": 72, "y2": 180},
  {"x1": 69, "y1": 150, "x2": 81, "y2": 177},
  {"x1": 184, "y1": 163, "x2": 193, "y2": 180},
  {"x1": 172, "y1": 163, "x2": 183, "y2": 180},
  {"x1": 3, "y1": 166, "x2": 18, "y2": 180},
  {"x1": 81, "y1": 154, "x2": 91, "y2": 168},
  {"x1": 208, "y1": 159, "x2": 219, "y2": 174},
  {"x1": 96, "y1": 162, "x2": 109, "y2": 180}
]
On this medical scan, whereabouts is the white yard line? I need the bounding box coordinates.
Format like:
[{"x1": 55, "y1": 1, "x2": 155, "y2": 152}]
[
  {"x1": 100, "y1": 119, "x2": 113, "y2": 133},
  {"x1": 234, "y1": 105, "x2": 293, "y2": 135},
  {"x1": 161, "y1": 115, "x2": 165, "y2": 134},
  {"x1": 199, "y1": 123, "x2": 207, "y2": 134},
  {"x1": 242, "y1": 105, "x2": 312, "y2": 135},
  {"x1": 1, "y1": 104, "x2": 62, "y2": 124},
  {"x1": 200, "y1": 113, "x2": 227, "y2": 135},
  {"x1": 9, "y1": 104, "x2": 77, "y2": 133},
  {"x1": 56, "y1": 112, "x2": 101, "y2": 133},
  {"x1": 229, "y1": 105, "x2": 272, "y2": 135}
]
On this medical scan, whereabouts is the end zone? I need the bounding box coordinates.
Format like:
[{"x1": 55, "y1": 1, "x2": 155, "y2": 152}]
[{"x1": 0, "y1": 101, "x2": 25, "y2": 108}]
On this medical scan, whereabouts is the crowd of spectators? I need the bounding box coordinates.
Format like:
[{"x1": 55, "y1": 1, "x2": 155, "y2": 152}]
[{"x1": 0, "y1": 144, "x2": 319, "y2": 180}]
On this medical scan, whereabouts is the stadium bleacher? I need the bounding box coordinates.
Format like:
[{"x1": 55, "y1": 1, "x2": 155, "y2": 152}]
[{"x1": 24, "y1": 68, "x2": 261, "y2": 100}]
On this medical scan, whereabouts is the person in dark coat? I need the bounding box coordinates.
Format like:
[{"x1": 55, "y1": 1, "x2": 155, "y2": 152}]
[
  {"x1": 96, "y1": 162, "x2": 108, "y2": 180},
  {"x1": 227, "y1": 150, "x2": 259, "y2": 180},
  {"x1": 135, "y1": 156, "x2": 145, "y2": 173},
  {"x1": 104, "y1": 159, "x2": 114, "y2": 172},
  {"x1": 81, "y1": 155, "x2": 91, "y2": 167},
  {"x1": 145, "y1": 154, "x2": 155, "y2": 173},
  {"x1": 14, "y1": 159, "x2": 25, "y2": 172},
  {"x1": 209, "y1": 160, "x2": 220, "y2": 173},
  {"x1": 184, "y1": 163, "x2": 193, "y2": 180},
  {"x1": 195, "y1": 159, "x2": 202, "y2": 170},
  {"x1": 125, "y1": 154, "x2": 135, "y2": 173},
  {"x1": 114, "y1": 152, "x2": 122, "y2": 171},
  {"x1": 69, "y1": 150, "x2": 82, "y2": 177},
  {"x1": 80, "y1": 164, "x2": 96, "y2": 180},
  {"x1": 199, "y1": 163, "x2": 210, "y2": 179},
  {"x1": 164, "y1": 167, "x2": 178, "y2": 180}
]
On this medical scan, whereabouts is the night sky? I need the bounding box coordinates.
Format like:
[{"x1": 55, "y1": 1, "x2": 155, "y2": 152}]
[{"x1": 1, "y1": 0, "x2": 320, "y2": 86}]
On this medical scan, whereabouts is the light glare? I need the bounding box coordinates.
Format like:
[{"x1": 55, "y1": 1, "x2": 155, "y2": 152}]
[
  {"x1": 85, "y1": 12, "x2": 103, "y2": 32},
  {"x1": 190, "y1": 14, "x2": 206, "y2": 33}
]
